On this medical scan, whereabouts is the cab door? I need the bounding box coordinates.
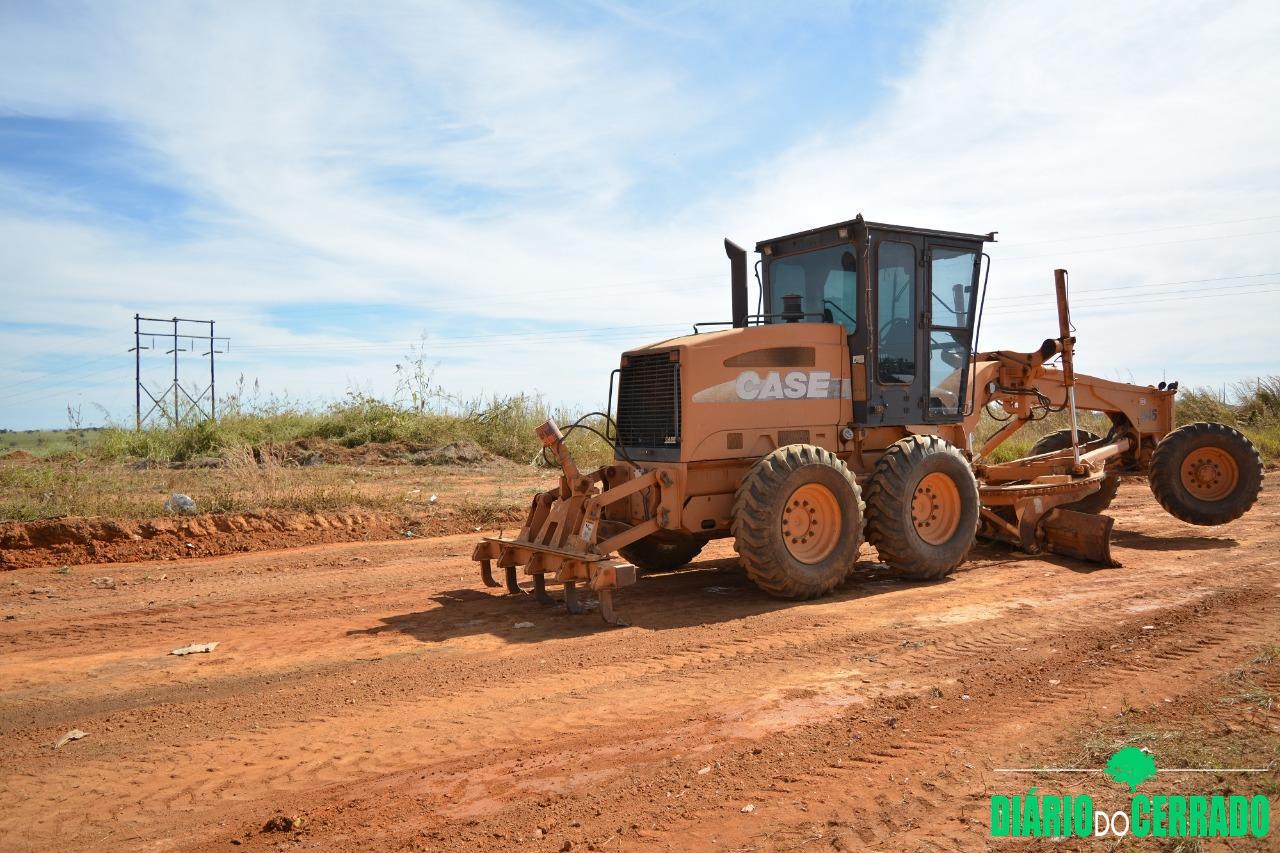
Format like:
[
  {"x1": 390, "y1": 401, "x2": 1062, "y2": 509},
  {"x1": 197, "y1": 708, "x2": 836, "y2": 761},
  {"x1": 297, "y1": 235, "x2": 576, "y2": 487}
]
[
  {"x1": 865, "y1": 234, "x2": 926, "y2": 425},
  {"x1": 921, "y1": 241, "x2": 981, "y2": 422}
]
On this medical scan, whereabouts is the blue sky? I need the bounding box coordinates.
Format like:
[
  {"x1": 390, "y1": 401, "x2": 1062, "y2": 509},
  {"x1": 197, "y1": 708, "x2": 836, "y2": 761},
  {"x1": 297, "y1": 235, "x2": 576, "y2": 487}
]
[{"x1": 1, "y1": 0, "x2": 1278, "y2": 428}]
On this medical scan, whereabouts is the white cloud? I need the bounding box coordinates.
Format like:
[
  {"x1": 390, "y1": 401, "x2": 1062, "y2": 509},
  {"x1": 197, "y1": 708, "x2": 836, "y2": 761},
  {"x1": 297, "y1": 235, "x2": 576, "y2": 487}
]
[
  {"x1": 1, "y1": 0, "x2": 1278, "y2": 427},
  {"x1": 704, "y1": 0, "x2": 1280, "y2": 383}
]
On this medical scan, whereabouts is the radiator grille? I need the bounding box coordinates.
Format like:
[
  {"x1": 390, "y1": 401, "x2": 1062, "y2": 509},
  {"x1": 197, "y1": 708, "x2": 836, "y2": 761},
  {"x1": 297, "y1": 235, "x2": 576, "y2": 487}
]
[{"x1": 616, "y1": 353, "x2": 681, "y2": 449}]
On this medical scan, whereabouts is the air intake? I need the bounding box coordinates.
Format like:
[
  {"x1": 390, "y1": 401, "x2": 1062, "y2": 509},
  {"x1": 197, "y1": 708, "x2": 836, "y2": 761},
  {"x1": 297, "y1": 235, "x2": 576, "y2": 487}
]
[{"x1": 616, "y1": 353, "x2": 681, "y2": 449}]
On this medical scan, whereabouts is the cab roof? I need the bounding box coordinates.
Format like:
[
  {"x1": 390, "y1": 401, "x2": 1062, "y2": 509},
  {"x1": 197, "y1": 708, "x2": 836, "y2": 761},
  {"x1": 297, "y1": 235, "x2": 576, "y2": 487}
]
[{"x1": 755, "y1": 215, "x2": 996, "y2": 255}]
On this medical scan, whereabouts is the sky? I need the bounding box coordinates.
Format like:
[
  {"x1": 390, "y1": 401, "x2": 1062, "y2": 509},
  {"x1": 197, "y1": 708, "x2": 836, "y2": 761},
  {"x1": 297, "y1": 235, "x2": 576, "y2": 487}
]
[{"x1": 1, "y1": 0, "x2": 1278, "y2": 430}]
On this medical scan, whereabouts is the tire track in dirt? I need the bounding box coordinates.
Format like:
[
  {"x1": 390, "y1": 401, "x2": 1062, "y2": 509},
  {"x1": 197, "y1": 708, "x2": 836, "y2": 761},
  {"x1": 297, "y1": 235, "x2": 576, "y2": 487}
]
[{"x1": 0, "y1": 476, "x2": 1275, "y2": 851}]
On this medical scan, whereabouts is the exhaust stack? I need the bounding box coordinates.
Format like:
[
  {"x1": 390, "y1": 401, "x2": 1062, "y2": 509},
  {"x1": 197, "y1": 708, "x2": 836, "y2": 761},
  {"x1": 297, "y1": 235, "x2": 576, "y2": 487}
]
[{"x1": 725, "y1": 238, "x2": 748, "y2": 328}]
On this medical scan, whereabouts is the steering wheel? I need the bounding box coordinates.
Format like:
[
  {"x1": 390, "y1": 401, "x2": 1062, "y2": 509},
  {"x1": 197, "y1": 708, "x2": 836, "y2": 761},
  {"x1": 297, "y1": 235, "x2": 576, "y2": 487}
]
[
  {"x1": 878, "y1": 317, "x2": 912, "y2": 348},
  {"x1": 822, "y1": 299, "x2": 856, "y2": 328},
  {"x1": 931, "y1": 338, "x2": 968, "y2": 368}
]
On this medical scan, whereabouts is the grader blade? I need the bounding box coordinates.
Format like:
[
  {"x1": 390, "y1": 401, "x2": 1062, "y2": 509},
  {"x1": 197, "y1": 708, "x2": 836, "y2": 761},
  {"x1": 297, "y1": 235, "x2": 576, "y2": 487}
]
[{"x1": 1040, "y1": 508, "x2": 1118, "y2": 567}]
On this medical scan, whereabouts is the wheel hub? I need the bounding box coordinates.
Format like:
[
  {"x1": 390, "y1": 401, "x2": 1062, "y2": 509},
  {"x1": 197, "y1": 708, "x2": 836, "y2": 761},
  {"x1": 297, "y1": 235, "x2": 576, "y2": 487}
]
[
  {"x1": 781, "y1": 483, "x2": 841, "y2": 564},
  {"x1": 911, "y1": 472, "x2": 961, "y2": 546},
  {"x1": 1179, "y1": 447, "x2": 1238, "y2": 502}
]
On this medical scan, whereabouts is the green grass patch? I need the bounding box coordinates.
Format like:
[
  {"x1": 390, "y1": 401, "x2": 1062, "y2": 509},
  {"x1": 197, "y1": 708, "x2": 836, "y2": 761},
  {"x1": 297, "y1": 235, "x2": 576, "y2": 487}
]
[
  {"x1": 0, "y1": 428, "x2": 103, "y2": 457},
  {"x1": 974, "y1": 374, "x2": 1280, "y2": 464},
  {"x1": 88, "y1": 392, "x2": 615, "y2": 469}
]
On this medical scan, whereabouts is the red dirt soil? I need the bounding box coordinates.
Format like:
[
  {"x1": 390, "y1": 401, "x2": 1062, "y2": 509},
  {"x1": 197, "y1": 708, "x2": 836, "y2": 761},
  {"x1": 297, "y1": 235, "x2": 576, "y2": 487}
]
[
  {"x1": 0, "y1": 475, "x2": 1276, "y2": 851},
  {"x1": 0, "y1": 508, "x2": 519, "y2": 570}
]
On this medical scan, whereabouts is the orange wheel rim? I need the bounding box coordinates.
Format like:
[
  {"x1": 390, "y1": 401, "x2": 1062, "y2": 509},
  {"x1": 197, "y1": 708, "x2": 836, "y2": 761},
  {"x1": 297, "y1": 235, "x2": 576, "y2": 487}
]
[
  {"x1": 912, "y1": 472, "x2": 961, "y2": 545},
  {"x1": 1180, "y1": 447, "x2": 1238, "y2": 502},
  {"x1": 781, "y1": 483, "x2": 841, "y2": 563}
]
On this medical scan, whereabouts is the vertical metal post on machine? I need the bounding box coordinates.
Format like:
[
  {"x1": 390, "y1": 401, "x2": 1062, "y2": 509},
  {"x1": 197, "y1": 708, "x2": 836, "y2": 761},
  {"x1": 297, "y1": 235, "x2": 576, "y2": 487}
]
[{"x1": 130, "y1": 315, "x2": 229, "y2": 430}]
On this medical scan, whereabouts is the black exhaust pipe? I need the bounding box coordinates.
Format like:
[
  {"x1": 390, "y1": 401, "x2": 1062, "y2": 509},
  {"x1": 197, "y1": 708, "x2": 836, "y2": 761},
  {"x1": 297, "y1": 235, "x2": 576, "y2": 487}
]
[{"x1": 725, "y1": 238, "x2": 748, "y2": 328}]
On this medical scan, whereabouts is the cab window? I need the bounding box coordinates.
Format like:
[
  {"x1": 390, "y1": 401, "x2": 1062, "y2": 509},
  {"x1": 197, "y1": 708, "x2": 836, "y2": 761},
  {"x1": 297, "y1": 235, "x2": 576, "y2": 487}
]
[
  {"x1": 767, "y1": 246, "x2": 857, "y2": 334},
  {"x1": 929, "y1": 248, "x2": 976, "y2": 328}
]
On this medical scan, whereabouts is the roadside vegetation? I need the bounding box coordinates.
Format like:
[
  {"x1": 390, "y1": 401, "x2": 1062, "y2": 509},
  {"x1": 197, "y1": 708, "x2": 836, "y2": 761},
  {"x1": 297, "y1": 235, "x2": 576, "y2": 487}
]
[
  {"x1": 90, "y1": 391, "x2": 615, "y2": 469},
  {"x1": 977, "y1": 375, "x2": 1280, "y2": 464},
  {"x1": 1, "y1": 374, "x2": 1275, "y2": 523},
  {"x1": 1042, "y1": 644, "x2": 1280, "y2": 805}
]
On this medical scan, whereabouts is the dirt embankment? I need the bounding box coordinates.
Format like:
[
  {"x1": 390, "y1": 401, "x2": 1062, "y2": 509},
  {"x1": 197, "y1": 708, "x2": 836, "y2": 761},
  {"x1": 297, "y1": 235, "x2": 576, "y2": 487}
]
[
  {"x1": 197, "y1": 438, "x2": 504, "y2": 469},
  {"x1": 0, "y1": 506, "x2": 523, "y2": 570},
  {"x1": 0, "y1": 511, "x2": 396, "y2": 569},
  {"x1": 0, "y1": 443, "x2": 539, "y2": 568}
]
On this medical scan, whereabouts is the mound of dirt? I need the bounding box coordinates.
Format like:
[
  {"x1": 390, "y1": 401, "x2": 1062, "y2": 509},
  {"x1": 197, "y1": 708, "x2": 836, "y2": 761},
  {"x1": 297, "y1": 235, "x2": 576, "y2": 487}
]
[
  {"x1": 0, "y1": 512, "x2": 383, "y2": 569},
  {"x1": 0, "y1": 500, "x2": 526, "y2": 570},
  {"x1": 1, "y1": 450, "x2": 34, "y2": 462},
  {"x1": 406, "y1": 441, "x2": 497, "y2": 466},
  {"x1": 276, "y1": 438, "x2": 505, "y2": 467}
]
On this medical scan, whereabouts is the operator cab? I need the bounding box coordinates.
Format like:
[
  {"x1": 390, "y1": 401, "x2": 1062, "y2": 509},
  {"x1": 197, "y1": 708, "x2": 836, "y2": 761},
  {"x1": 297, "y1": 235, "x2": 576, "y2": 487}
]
[{"x1": 749, "y1": 215, "x2": 993, "y2": 427}]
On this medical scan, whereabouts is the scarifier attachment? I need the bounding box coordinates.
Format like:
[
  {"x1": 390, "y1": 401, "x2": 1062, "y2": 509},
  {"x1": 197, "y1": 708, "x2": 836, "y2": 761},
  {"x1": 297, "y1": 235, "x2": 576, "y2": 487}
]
[{"x1": 471, "y1": 418, "x2": 656, "y2": 625}]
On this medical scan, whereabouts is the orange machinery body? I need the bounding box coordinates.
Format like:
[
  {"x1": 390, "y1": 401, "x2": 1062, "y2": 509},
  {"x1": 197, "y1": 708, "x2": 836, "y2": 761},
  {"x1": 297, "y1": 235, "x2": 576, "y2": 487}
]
[{"x1": 602, "y1": 321, "x2": 1174, "y2": 541}]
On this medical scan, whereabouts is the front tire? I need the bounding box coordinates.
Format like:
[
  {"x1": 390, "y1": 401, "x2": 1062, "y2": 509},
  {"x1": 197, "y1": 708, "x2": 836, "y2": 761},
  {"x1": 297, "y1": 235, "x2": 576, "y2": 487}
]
[
  {"x1": 731, "y1": 444, "x2": 864, "y2": 599},
  {"x1": 1149, "y1": 422, "x2": 1262, "y2": 525},
  {"x1": 865, "y1": 436, "x2": 979, "y2": 580}
]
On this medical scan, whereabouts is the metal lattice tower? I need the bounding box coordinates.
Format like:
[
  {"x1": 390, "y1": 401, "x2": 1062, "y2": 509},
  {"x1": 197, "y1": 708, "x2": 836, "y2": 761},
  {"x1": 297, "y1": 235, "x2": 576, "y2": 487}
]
[{"x1": 130, "y1": 315, "x2": 229, "y2": 429}]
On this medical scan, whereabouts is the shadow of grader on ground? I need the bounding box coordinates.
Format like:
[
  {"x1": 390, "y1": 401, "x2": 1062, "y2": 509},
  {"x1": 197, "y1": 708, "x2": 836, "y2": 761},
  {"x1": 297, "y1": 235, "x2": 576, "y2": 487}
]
[
  {"x1": 349, "y1": 528, "x2": 1239, "y2": 645},
  {"x1": 347, "y1": 555, "x2": 943, "y2": 644}
]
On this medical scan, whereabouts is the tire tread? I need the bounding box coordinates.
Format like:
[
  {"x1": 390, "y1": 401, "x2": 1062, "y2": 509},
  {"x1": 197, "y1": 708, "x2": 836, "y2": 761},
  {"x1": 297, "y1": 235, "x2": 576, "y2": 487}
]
[
  {"x1": 1149, "y1": 421, "x2": 1263, "y2": 525},
  {"x1": 864, "y1": 435, "x2": 979, "y2": 580},
  {"x1": 731, "y1": 445, "x2": 864, "y2": 599}
]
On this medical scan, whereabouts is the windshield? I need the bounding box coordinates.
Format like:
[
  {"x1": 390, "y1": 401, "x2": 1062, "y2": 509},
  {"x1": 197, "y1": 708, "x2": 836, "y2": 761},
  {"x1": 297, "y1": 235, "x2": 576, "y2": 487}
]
[{"x1": 767, "y1": 245, "x2": 857, "y2": 333}]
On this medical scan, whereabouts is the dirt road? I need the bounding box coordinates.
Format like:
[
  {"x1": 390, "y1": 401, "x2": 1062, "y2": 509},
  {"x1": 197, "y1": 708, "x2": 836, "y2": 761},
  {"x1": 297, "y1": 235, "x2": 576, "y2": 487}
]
[{"x1": 2, "y1": 476, "x2": 1277, "y2": 851}]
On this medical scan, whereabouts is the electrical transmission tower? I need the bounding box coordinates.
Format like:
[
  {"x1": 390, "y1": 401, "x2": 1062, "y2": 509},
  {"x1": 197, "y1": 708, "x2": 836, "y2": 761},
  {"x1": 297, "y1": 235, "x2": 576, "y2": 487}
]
[{"x1": 130, "y1": 315, "x2": 229, "y2": 430}]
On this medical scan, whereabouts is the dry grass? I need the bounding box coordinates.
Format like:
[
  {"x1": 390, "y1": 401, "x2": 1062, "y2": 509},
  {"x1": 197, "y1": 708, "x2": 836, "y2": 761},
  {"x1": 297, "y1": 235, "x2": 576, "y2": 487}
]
[
  {"x1": 1048, "y1": 646, "x2": 1280, "y2": 801},
  {"x1": 0, "y1": 451, "x2": 551, "y2": 523},
  {"x1": 0, "y1": 428, "x2": 103, "y2": 456},
  {"x1": 90, "y1": 392, "x2": 615, "y2": 469},
  {"x1": 974, "y1": 374, "x2": 1280, "y2": 464},
  {"x1": 6, "y1": 375, "x2": 1276, "y2": 523}
]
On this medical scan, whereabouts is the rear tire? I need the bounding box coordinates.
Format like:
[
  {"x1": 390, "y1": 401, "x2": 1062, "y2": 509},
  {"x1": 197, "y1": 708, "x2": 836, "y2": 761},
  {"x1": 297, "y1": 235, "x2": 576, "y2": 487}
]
[
  {"x1": 865, "y1": 436, "x2": 979, "y2": 580},
  {"x1": 731, "y1": 444, "x2": 864, "y2": 599},
  {"x1": 619, "y1": 533, "x2": 704, "y2": 573},
  {"x1": 1149, "y1": 422, "x2": 1262, "y2": 525},
  {"x1": 1029, "y1": 428, "x2": 1121, "y2": 514}
]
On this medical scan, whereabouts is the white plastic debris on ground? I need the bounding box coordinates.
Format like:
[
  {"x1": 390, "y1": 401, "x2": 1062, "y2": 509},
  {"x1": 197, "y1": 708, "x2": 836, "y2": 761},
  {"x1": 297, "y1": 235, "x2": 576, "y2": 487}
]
[
  {"x1": 164, "y1": 493, "x2": 197, "y2": 515},
  {"x1": 171, "y1": 642, "x2": 219, "y2": 656},
  {"x1": 54, "y1": 729, "x2": 88, "y2": 749}
]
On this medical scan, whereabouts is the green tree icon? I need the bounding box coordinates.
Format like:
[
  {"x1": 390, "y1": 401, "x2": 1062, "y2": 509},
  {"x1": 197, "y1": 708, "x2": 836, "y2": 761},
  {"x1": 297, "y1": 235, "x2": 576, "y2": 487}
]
[{"x1": 1105, "y1": 747, "x2": 1158, "y2": 791}]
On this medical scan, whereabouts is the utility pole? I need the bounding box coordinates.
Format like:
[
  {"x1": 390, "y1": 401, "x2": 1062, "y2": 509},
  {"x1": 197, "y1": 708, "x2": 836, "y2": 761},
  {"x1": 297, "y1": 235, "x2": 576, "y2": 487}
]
[{"x1": 129, "y1": 315, "x2": 228, "y2": 429}]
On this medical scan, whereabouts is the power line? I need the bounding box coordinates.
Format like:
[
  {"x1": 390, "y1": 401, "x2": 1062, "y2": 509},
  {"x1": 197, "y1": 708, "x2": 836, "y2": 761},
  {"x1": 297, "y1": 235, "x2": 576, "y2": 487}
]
[
  {"x1": 998, "y1": 213, "x2": 1280, "y2": 248},
  {"x1": 206, "y1": 273, "x2": 725, "y2": 323},
  {"x1": 992, "y1": 272, "x2": 1280, "y2": 304},
  {"x1": 1, "y1": 363, "x2": 130, "y2": 407},
  {"x1": 984, "y1": 285, "x2": 1280, "y2": 317},
  {"x1": 0, "y1": 353, "x2": 121, "y2": 394},
  {"x1": 986, "y1": 281, "x2": 1280, "y2": 314},
  {"x1": 233, "y1": 322, "x2": 690, "y2": 354},
  {"x1": 999, "y1": 228, "x2": 1280, "y2": 261}
]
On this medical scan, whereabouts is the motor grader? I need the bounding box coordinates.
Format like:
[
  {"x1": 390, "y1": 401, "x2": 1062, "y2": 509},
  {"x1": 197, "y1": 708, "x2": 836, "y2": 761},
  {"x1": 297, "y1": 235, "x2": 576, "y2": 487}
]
[{"x1": 472, "y1": 214, "x2": 1264, "y2": 624}]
